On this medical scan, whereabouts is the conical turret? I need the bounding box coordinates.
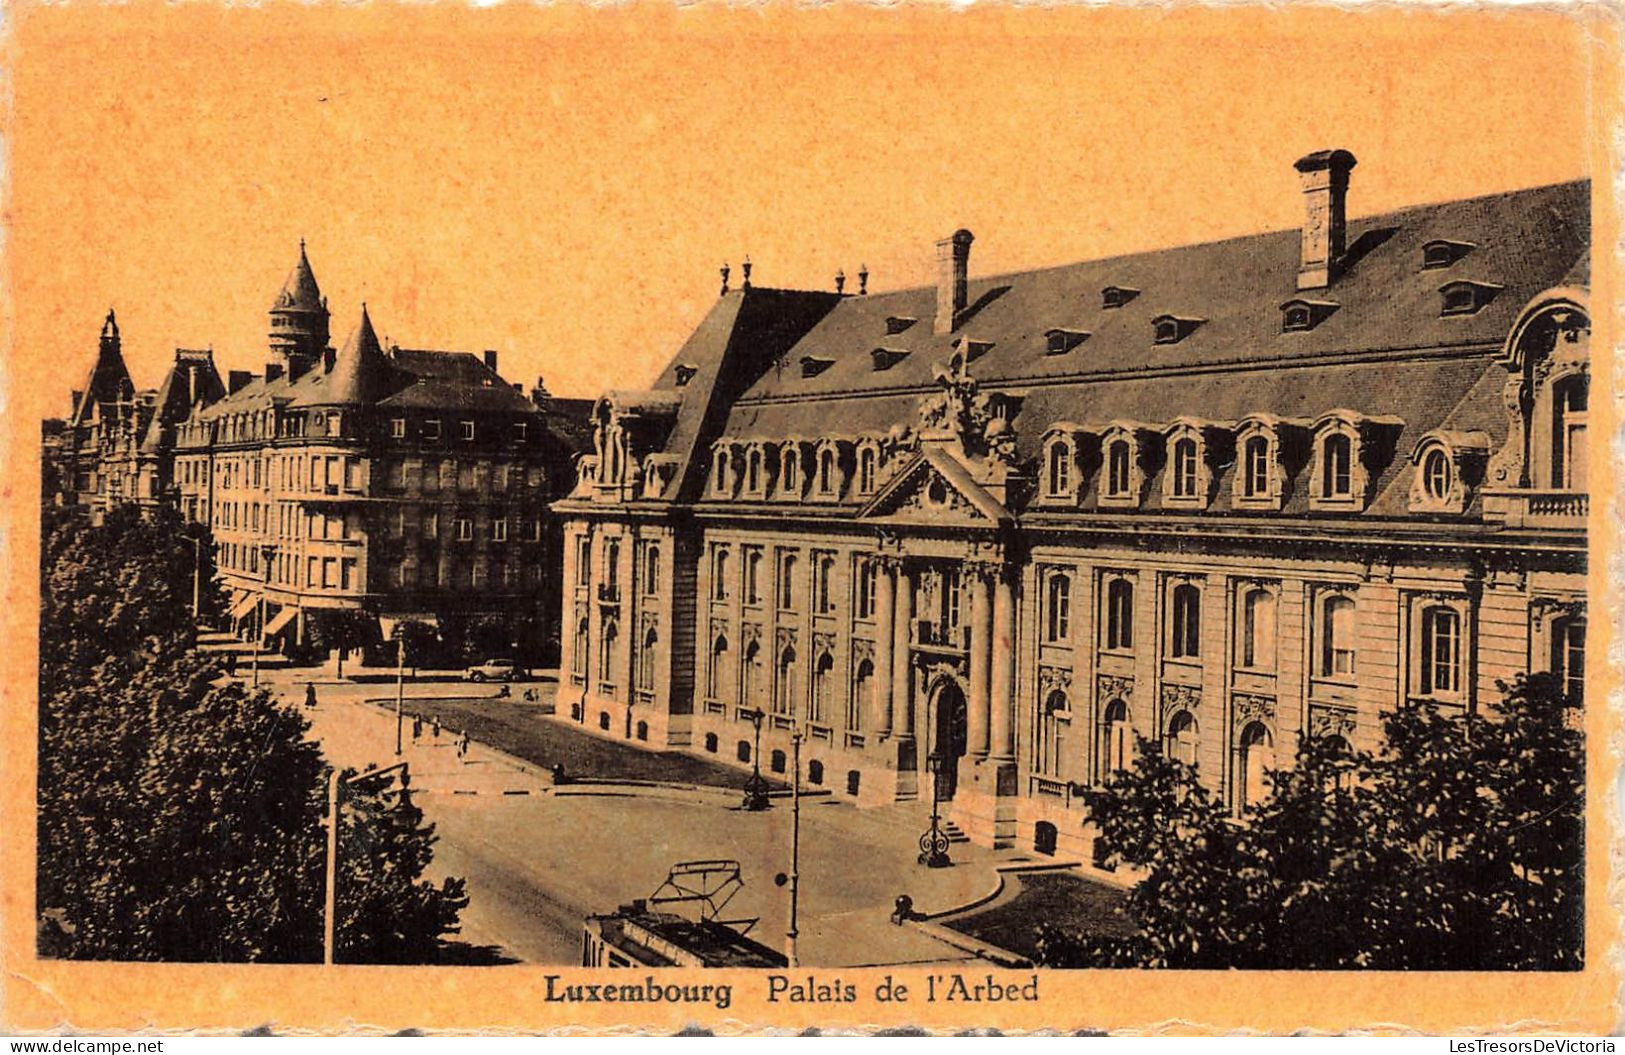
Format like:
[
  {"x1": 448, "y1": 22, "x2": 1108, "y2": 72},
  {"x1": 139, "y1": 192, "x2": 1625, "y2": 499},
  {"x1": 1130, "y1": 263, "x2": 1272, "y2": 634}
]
[
  {"x1": 71, "y1": 309, "x2": 136, "y2": 426},
  {"x1": 268, "y1": 240, "x2": 331, "y2": 371},
  {"x1": 312, "y1": 304, "x2": 393, "y2": 406}
]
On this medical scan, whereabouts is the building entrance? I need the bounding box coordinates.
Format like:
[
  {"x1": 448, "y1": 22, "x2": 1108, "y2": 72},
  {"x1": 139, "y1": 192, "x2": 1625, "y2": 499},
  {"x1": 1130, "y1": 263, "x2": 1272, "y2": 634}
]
[{"x1": 931, "y1": 679, "x2": 968, "y2": 801}]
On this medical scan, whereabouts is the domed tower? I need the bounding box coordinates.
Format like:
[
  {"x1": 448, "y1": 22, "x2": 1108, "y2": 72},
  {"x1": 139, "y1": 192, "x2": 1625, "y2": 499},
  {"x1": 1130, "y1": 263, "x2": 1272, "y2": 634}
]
[{"x1": 268, "y1": 239, "x2": 331, "y2": 373}]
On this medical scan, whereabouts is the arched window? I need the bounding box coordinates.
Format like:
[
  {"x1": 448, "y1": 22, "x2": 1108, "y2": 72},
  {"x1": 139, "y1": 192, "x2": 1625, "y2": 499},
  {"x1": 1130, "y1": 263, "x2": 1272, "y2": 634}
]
[
  {"x1": 599, "y1": 712, "x2": 611, "y2": 731},
  {"x1": 637, "y1": 626, "x2": 658, "y2": 691},
  {"x1": 704, "y1": 732, "x2": 719, "y2": 753},
  {"x1": 1422, "y1": 449, "x2": 1452, "y2": 501},
  {"x1": 781, "y1": 446, "x2": 800, "y2": 493},
  {"x1": 1106, "y1": 441, "x2": 1132, "y2": 497},
  {"x1": 1420, "y1": 606, "x2": 1461, "y2": 697},
  {"x1": 1553, "y1": 374, "x2": 1588, "y2": 490},
  {"x1": 811, "y1": 651, "x2": 834, "y2": 724},
  {"x1": 641, "y1": 544, "x2": 660, "y2": 595},
  {"x1": 1239, "y1": 723, "x2": 1273, "y2": 812},
  {"x1": 712, "y1": 547, "x2": 730, "y2": 601},
  {"x1": 1038, "y1": 689, "x2": 1069, "y2": 777},
  {"x1": 708, "y1": 635, "x2": 729, "y2": 700},
  {"x1": 1105, "y1": 579, "x2": 1134, "y2": 651},
  {"x1": 742, "y1": 640, "x2": 762, "y2": 707},
  {"x1": 1237, "y1": 588, "x2": 1276, "y2": 671},
  {"x1": 846, "y1": 770, "x2": 861, "y2": 797},
  {"x1": 770, "y1": 749, "x2": 787, "y2": 774},
  {"x1": 572, "y1": 617, "x2": 589, "y2": 678},
  {"x1": 1552, "y1": 615, "x2": 1585, "y2": 702},
  {"x1": 850, "y1": 658, "x2": 873, "y2": 731},
  {"x1": 746, "y1": 448, "x2": 762, "y2": 492},
  {"x1": 775, "y1": 646, "x2": 798, "y2": 716},
  {"x1": 858, "y1": 448, "x2": 877, "y2": 494},
  {"x1": 778, "y1": 554, "x2": 798, "y2": 611},
  {"x1": 1243, "y1": 435, "x2": 1270, "y2": 498},
  {"x1": 635, "y1": 720, "x2": 648, "y2": 741},
  {"x1": 1047, "y1": 442, "x2": 1071, "y2": 496},
  {"x1": 818, "y1": 449, "x2": 836, "y2": 495},
  {"x1": 1045, "y1": 573, "x2": 1072, "y2": 642},
  {"x1": 737, "y1": 740, "x2": 751, "y2": 763},
  {"x1": 1321, "y1": 596, "x2": 1356, "y2": 678},
  {"x1": 808, "y1": 760, "x2": 825, "y2": 786},
  {"x1": 712, "y1": 448, "x2": 730, "y2": 495},
  {"x1": 1170, "y1": 583, "x2": 1200, "y2": 659},
  {"x1": 1321, "y1": 433, "x2": 1353, "y2": 499},
  {"x1": 599, "y1": 619, "x2": 619, "y2": 692},
  {"x1": 855, "y1": 560, "x2": 877, "y2": 620},
  {"x1": 1103, "y1": 700, "x2": 1132, "y2": 775},
  {"x1": 1167, "y1": 710, "x2": 1199, "y2": 766},
  {"x1": 1033, "y1": 821, "x2": 1058, "y2": 857},
  {"x1": 604, "y1": 539, "x2": 621, "y2": 591},
  {"x1": 1171, "y1": 438, "x2": 1199, "y2": 498}
]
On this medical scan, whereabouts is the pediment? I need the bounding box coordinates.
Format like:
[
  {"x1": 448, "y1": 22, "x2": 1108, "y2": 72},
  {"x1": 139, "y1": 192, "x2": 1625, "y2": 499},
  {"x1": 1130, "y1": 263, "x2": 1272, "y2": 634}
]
[{"x1": 857, "y1": 447, "x2": 1012, "y2": 525}]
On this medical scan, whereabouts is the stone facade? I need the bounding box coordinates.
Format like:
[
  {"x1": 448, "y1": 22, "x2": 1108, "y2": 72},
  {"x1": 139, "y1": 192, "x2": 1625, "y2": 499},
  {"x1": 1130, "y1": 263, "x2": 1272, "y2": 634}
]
[{"x1": 555, "y1": 151, "x2": 1590, "y2": 859}]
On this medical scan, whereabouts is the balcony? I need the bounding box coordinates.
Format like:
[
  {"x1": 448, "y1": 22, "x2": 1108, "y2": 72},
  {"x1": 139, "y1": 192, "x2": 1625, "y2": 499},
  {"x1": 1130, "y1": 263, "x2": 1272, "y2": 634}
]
[
  {"x1": 914, "y1": 620, "x2": 969, "y2": 652},
  {"x1": 1483, "y1": 489, "x2": 1588, "y2": 531},
  {"x1": 597, "y1": 583, "x2": 622, "y2": 604}
]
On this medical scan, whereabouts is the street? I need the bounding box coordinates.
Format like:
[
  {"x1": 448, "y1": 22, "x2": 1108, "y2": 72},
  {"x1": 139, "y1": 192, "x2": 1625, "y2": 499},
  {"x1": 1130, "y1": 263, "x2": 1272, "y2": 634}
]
[{"x1": 267, "y1": 670, "x2": 1015, "y2": 968}]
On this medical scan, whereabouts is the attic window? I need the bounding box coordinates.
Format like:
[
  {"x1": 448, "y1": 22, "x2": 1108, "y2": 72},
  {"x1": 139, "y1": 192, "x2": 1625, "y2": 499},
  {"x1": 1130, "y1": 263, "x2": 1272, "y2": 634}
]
[
  {"x1": 1438, "y1": 280, "x2": 1502, "y2": 317},
  {"x1": 1152, "y1": 315, "x2": 1203, "y2": 345},
  {"x1": 884, "y1": 316, "x2": 917, "y2": 336},
  {"x1": 871, "y1": 347, "x2": 910, "y2": 372},
  {"x1": 674, "y1": 364, "x2": 698, "y2": 387},
  {"x1": 956, "y1": 338, "x2": 994, "y2": 363},
  {"x1": 1421, "y1": 240, "x2": 1476, "y2": 270},
  {"x1": 1280, "y1": 299, "x2": 1338, "y2": 333},
  {"x1": 1044, "y1": 329, "x2": 1089, "y2": 356},
  {"x1": 800, "y1": 356, "x2": 835, "y2": 378},
  {"x1": 1102, "y1": 286, "x2": 1140, "y2": 309}
]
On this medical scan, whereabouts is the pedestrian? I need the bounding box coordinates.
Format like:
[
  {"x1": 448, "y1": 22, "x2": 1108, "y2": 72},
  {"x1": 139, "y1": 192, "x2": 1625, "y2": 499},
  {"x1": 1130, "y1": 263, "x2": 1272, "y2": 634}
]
[
  {"x1": 412, "y1": 715, "x2": 423, "y2": 741},
  {"x1": 225, "y1": 652, "x2": 238, "y2": 678},
  {"x1": 458, "y1": 732, "x2": 470, "y2": 758},
  {"x1": 304, "y1": 682, "x2": 317, "y2": 710},
  {"x1": 432, "y1": 715, "x2": 441, "y2": 738}
]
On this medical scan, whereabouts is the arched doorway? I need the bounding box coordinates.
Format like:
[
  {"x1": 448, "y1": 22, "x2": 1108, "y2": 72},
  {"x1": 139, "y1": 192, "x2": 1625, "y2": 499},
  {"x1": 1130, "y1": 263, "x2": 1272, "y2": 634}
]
[{"x1": 930, "y1": 678, "x2": 969, "y2": 800}]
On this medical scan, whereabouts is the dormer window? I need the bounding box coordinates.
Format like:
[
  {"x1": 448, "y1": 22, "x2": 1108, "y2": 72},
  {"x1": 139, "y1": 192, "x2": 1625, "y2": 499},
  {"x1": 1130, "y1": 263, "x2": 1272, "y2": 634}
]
[
  {"x1": 1099, "y1": 425, "x2": 1147, "y2": 508},
  {"x1": 856, "y1": 444, "x2": 879, "y2": 495},
  {"x1": 1280, "y1": 299, "x2": 1338, "y2": 333},
  {"x1": 1408, "y1": 430, "x2": 1489, "y2": 514},
  {"x1": 1044, "y1": 329, "x2": 1089, "y2": 356},
  {"x1": 884, "y1": 316, "x2": 917, "y2": 336},
  {"x1": 1102, "y1": 286, "x2": 1140, "y2": 309},
  {"x1": 800, "y1": 356, "x2": 835, "y2": 378},
  {"x1": 815, "y1": 445, "x2": 840, "y2": 498},
  {"x1": 674, "y1": 364, "x2": 698, "y2": 387},
  {"x1": 1437, "y1": 280, "x2": 1502, "y2": 317},
  {"x1": 1232, "y1": 415, "x2": 1291, "y2": 513},
  {"x1": 744, "y1": 445, "x2": 764, "y2": 495},
  {"x1": 871, "y1": 347, "x2": 910, "y2": 372},
  {"x1": 1161, "y1": 420, "x2": 1226, "y2": 510},
  {"x1": 779, "y1": 443, "x2": 802, "y2": 496},
  {"x1": 953, "y1": 339, "x2": 993, "y2": 365},
  {"x1": 1421, "y1": 240, "x2": 1476, "y2": 270},
  {"x1": 1322, "y1": 433, "x2": 1352, "y2": 498},
  {"x1": 1045, "y1": 439, "x2": 1073, "y2": 498},
  {"x1": 1152, "y1": 315, "x2": 1203, "y2": 345},
  {"x1": 711, "y1": 446, "x2": 732, "y2": 497}
]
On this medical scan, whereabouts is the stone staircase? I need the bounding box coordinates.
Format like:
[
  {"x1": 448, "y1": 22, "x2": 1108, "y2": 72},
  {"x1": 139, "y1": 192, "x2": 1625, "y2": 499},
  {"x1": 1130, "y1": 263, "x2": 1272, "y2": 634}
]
[
  {"x1": 195, "y1": 627, "x2": 294, "y2": 670},
  {"x1": 941, "y1": 820, "x2": 971, "y2": 845}
]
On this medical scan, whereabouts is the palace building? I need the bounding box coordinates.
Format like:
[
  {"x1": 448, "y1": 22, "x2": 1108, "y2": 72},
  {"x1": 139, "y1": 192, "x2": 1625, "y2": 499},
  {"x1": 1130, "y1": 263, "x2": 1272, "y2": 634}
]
[
  {"x1": 52, "y1": 243, "x2": 588, "y2": 664},
  {"x1": 554, "y1": 151, "x2": 1590, "y2": 856}
]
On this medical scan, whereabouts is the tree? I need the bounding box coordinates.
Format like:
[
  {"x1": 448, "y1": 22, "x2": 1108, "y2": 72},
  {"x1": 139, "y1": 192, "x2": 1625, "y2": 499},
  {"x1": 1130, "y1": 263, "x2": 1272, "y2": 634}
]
[
  {"x1": 38, "y1": 510, "x2": 467, "y2": 962},
  {"x1": 1041, "y1": 677, "x2": 1584, "y2": 970}
]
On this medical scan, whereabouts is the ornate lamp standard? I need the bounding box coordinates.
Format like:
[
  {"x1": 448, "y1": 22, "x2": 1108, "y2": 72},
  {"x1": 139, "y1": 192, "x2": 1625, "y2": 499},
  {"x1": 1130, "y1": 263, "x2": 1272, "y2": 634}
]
[
  {"x1": 252, "y1": 543, "x2": 277, "y2": 688},
  {"x1": 740, "y1": 707, "x2": 770, "y2": 811},
  {"x1": 918, "y1": 694, "x2": 951, "y2": 869}
]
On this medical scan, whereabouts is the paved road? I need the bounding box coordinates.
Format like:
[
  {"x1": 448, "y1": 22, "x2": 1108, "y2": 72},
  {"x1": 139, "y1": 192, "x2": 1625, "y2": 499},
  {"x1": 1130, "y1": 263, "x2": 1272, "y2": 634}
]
[{"x1": 268, "y1": 671, "x2": 1009, "y2": 968}]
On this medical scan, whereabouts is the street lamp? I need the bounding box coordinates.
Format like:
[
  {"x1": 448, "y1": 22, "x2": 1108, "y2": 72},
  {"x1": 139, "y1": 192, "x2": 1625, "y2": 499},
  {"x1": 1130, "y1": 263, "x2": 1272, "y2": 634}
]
[
  {"x1": 324, "y1": 760, "x2": 409, "y2": 965},
  {"x1": 918, "y1": 697, "x2": 951, "y2": 869},
  {"x1": 252, "y1": 543, "x2": 278, "y2": 688},
  {"x1": 181, "y1": 533, "x2": 203, "y2": 621},
  {"x1": 393, "y1": 625, "x2": 410, "y2": 757},
  {"x1": 740, "y1": 707, "x2": 770, "y2": 811}
]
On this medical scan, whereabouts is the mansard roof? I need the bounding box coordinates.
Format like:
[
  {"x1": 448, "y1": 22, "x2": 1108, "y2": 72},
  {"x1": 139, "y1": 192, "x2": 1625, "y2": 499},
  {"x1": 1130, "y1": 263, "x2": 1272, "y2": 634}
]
[
  {"x1": 140, "y1": 349, "x2": 225, "y2": 451},
  {"x1": 70, "y1": 310, "x2": 137, "y2": 426}
]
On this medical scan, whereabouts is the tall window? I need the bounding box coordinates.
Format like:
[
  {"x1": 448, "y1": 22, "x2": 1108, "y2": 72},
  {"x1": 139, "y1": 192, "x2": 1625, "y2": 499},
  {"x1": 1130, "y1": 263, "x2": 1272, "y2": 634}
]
[
  {"x1": 818, "y1": 449, "x2": 836, "y2": 495},
  {"x1": 604, "y1": 539, "x2": 621, "y2": 592},
  {"x1": 1322, "y1": 433, "x2": 1353, "y2": 499},
  {"x1": 572, "y1": 618, "x2": 588, "y2": 678},
  {"x1": 1244, "y1": 436, "x2": 1270, "y2": 498},
  {"x1": 576, "y1": 537, "x2": 592, "y2": 587},
  {"x1": 746, "y1": 448, "x2": 762, "y2": 492},
  {"x1": 712, "y1": 449, "x2": 730, "y2": 495},
  {"x1": 599, "y1": 619, "x2": 619, "y2": 690},
  {"x1": 1105, "y1": 579, "x2": 1134, "y2": 651},
  {"x1": 712, "y1": 547, "x2": 730, "y2": 601},
  {"x1": 1422, "y1": 449, "x2": 1452, "y2": 501},
  {"x1": 1166, "y1": 711, "x2": 1198, "y2": 766},
  {"x1": 1553, "y1": 374, "x2": 1588, "y2": 490},
  {"x1": 778, "y1": 553, "x2": 798, "y2": 610},
  {"x1": 1103, "y1": 700, "x2": 1132, "y2": 774},
  {"x1": 858, "y1": 448, "x2": 877, "y2": 494},
  {"x1": 811, "y1": 651, "x2": 833, "y2": 724},
  {"x1": 1047, "y1": 443, "x2": 1071, "y2": 496},
  {"x1": 1420, "y1": 606, "x2": 1461, "y2": 696},
  {"x1": 1171, "y1": 438, "x2": 1198, "y2": 498},
  {"x1": 742, "y1": 640, "x2": 761, "y2": 707},
  {"x1": 743, "y1": 547, "x2": 762, "y2": 606},
  {"x1": 642, "y1": 544, "x2": 660, "y2": 595},
  {"x1": 1321, "y1": 596, "x2": 1356, "y2": 678},
  {"x1": 1553, "y1": 616, "x2": 1585, "y2": 702},
  {"x1": 637, "y1": 627, "x2": 658, "y2": 691},
  {"x1": 1045, "y1": 572, "x2": 1072, "y2": 642},
  {"x1": 1107, "y1": 441, "x2": 1131, "y2": 496},
  {"x1": 855, "y1": 559, "x2": 877, "y2": 620},
  {"x1": 1170, "y1": 583, "x2": 1200, "y2": 659},
  {"x1": 813, "y1": 552, "x2": 836, "y2": 614},
  {"x1": 1239, "y1": 723, "x2": 1273, "y2": 811},
  {"x1": 781, "y1": 447, "x2": 800, "y2": 494},
  {"x1": 775, "y1": 646, "x2": 798, "y2": 716},
  {"x1": 707, "y1": 635, "x2": 729, "y2": 699},
  {"x1": 1038, "y1": 691, "x2": 1069, "y2": 777},
  {"x1": 1238, "y1": 588, "x2": 1277, "y2": 671},
  {"x1": 850, "y1": 659, "x2": 872, "y2": 731}
]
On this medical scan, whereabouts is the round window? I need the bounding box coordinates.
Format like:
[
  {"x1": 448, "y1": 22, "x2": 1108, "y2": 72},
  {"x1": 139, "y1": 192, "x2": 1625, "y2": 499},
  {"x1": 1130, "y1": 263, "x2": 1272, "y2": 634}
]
[{"x1": 1423, "y1": 449, "x2": 1452, "y2": 500}]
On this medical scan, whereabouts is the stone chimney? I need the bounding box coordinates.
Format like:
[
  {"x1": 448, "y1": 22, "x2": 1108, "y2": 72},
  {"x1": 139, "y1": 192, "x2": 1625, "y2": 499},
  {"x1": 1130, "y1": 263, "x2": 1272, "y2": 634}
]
[
  {"x1": 1294, "y1": 149, "x2": 1357, "y2": 289},
  {"x1": 935, "y1": 229, "x2": 974, "y2": 335},
  {"x1": 70, "y1": 389, "x2": 83, "y2": 416},
  {"x1": 483, "y1": 350, "x2": 499, "y2": 373},
  {"x1": 227, "y1": 370, "x2": 254, "y2": 394},
  {"x1": 265, "y1": 362, "x2": 284, "y2": 383}
]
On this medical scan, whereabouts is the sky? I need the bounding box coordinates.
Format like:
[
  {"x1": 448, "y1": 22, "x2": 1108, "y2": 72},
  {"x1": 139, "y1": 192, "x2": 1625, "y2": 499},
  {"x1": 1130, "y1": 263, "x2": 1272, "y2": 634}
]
[{"x1": 6, "y1": 3, "x2": 1597, "y2": 407}]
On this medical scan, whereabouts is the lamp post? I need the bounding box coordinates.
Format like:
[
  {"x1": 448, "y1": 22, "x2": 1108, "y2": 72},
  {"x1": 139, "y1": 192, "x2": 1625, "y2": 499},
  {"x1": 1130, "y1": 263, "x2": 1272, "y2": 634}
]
[
  {"x1": 740, "y1": 707, "x2": 770, "y2": 811},
  {"x1": 252, "y1": 543, "x2": 278, "y2": 688},
  {"x1": 787, "y1": 725, "x2": 802, "y2": 967},
  {"x1": 918, "y1": 694, "x2": 951, "y2": 869},
  {"x1": 394, "y1": 626, "x2": 408, "y2": 757},
  {"x1": 324, "y1": 760, "x2": 409, "y2": 965},
  {"x1": 182, "y1": 533, "x2": 203, "y2": 622}
]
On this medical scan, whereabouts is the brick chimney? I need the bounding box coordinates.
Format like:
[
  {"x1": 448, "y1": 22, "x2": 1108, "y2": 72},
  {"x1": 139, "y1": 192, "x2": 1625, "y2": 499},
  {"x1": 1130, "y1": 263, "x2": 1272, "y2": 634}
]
[
  {"x1": 483, "y1": 350, "x2": 499, "y2": 373},
  {"x1": 934, "y1": 229, "x2": 974, "y2": 335},
  {"x1": 1294, "y1": 149, "x2": 1357, "y2": 289},
  {"x1": 227, "y1": 370, "x2": 253, "y2": 394},
  {"x1": 265, "y1": 362, "x2": 284, "y2": 383}
]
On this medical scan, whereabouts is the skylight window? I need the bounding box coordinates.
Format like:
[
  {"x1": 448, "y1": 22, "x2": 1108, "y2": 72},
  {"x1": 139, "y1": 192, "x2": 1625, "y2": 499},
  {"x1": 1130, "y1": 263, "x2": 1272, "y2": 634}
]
[
  {"x1": 884, "y1": 316, "x2": 917, "y2": 335},
  {"x1": 1044, "y1": 329, "x2": 1089, "y2": 355},
  {"x1": 871, "y1": 347, "x2": 910, "y2": 372},
  {"x1": 1437, "y1": 280, "x2": 1502, "y2": 317},
  {"x1": 1421, "y1": 240, "x2": 1476, "y2": 270},
  {"x1": 1102, "y1": 286, "x2": 1140, "y2": 309}
]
